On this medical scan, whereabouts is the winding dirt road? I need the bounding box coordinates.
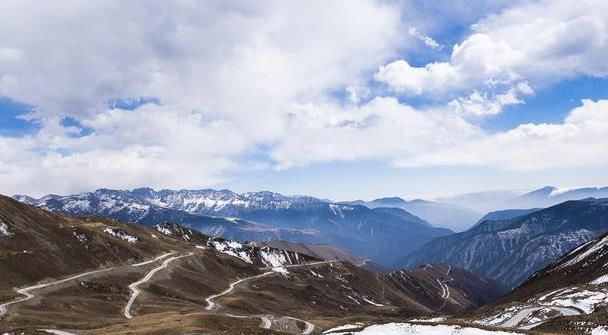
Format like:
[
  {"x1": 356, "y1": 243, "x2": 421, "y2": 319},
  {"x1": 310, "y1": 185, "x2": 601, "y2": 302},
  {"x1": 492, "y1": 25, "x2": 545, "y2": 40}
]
[
  {"x1": 2, "y1": 251, "x2": 332, "y2": 335},
  {"x1": 124, "y1": 252, "x2": 194, "y2": 319},
  {"x1": 0, "y1": 252, "x2": 182, "y2": 319},
  {"x1": 205, "y1": 260, "x2": 337, "y2": 334},
  {"x1": 0, "y1": 267, "x2": 113, "y2": 317},
  {"x1": 132, "y1": 252, "x2": 175, "y2": 267},
  {"x1": 205, "y1": 271, "x2": 274, "y2": 311},
  {"x1": 437, "y1": 265, "x2": 453, "y2": 311}
]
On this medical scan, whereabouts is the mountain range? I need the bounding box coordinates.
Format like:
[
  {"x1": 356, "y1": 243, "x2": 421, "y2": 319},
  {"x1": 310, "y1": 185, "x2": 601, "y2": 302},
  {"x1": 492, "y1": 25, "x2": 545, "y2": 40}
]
[
  {"x1": 467, "y1": 229, "x2": 608, "y2": 333},
  {"x1": 400, "y1": 198, "x2": 608, "y2": 287},
  {"x1": 13, "y1": 188, "x2": 452, "y2": 266},
  {"x1": 471, "y1": 208, "x2": 541, "y2": 228},
  {"x1": 439, "y1": 185, "x2": 608, "y2": 214},
  {"x1": 510, "y1": 186, "x2": 608, "y2": 208},
  {"x1": 0, "y1": 195, "x2": 506, "y2": 334},
  {"x1": 343, "y1": 197, "x2": 480, "y2": 232},
  {"x1": 326, "y1": 208, "x2": 608, "y2": 335}
]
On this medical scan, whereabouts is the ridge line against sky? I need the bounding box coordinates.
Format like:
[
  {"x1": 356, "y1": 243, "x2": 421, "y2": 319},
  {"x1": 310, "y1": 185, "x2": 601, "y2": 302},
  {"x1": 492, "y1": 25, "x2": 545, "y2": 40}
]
[{"x1": 1, "y1": 0, "x2": 608, "y2": 199}]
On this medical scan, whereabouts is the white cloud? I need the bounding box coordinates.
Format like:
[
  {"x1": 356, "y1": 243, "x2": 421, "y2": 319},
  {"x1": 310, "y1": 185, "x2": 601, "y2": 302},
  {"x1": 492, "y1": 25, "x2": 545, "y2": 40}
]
[
  {"x1": 346, "y1": 85, "x2": 372, "y2": 104},
  {"x1": 396, "y1": 99, "x2": 608, "y2": 170},
  {"x1": 408, "y1": 27, "x2": 442, "y2": 50},
  {"x1": 448, "y1": 82, "x2": 534, "y2": 117},
  {"x1": 376, "y1": 33, "x2": 526, "y2": 96},
  {"x1": 377, "y1": 0, "x2": 608, "y2": 96},
  {"x1": 271, "y1": 97, "x2": 480, "y2": 169},
  {"x1": 271, "y1": 97, "x2": 608, "y2": 172},
  {"x1": 375, "y1": 60, "x2": 460, "y2": 95},
  {"x1": 1, "y1": 0, "x2": 608, "y2": 197},
  {"x1": 0, "y1": 0, "x2": 405, "y2": 196},
  {"x1": 0, "y1": 104, "x2": 246, "y2": 196}
]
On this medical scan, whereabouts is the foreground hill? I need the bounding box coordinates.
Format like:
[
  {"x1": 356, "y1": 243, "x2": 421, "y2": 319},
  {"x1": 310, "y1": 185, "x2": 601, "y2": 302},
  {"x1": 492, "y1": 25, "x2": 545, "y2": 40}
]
[
  {"x1": 14, "y1": 188, "x2": 452, "y2": 266},
  {"x1": 0, "y1": 195, "x2": 503, "y2": 335},
  {"x1": 468, "y1": 230, "x2": 608, "y2": 334},
  {"x1": 400, "y1": 198, "x2": 608, "y2": 287}
]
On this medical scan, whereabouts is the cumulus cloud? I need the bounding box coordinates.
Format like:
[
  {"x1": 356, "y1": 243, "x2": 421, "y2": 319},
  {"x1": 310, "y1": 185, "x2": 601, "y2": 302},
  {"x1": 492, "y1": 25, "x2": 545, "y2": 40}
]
[
  {"x1": 377, "y1": 0, "x2": 608, "y2": 96},
  {"x1": 375, "y1": 60, "x2": 460, "y2": 95},
  {"x1": 376, "y1": 33, "x2": 526, "y2": 96},
  {"x1": 272, "y1": 97, "x2": 608, "y2": 172},
  {"x1": 448, "y1": 82, "x2": 534, "y2": 117},
  {"x1": 1, "y1": 0, "x2": 608, "y2": 196},
  {"x1": 396, "y1": 99, "x2": 608, "y2": 170},
  {"x1": 0, "y1": 104, "x2": 247, "y2": 195},
  {"x1": 271, "y1": 97, "x2": 480, "y2": 169},
  {"x1": 0, "y1": 0, "x2": 405, "y2": 196}
]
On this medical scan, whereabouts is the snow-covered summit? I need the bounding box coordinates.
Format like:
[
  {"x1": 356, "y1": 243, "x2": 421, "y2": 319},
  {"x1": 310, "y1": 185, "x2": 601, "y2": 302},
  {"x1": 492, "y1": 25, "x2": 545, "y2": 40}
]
[
  {"x1": 133, "y1": 188, "x2": 323, "y2": 215},
  {"x1": 15, "y1": 188, "x2": 325, "y2": 219},
  {"x1": 14, "y1": 189, "x2": 153, "y2": 222}
]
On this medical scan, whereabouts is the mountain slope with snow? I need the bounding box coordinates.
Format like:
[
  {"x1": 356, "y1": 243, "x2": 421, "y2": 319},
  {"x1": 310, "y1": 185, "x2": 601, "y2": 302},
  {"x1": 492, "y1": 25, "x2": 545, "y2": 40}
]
[
  {"x1": 257, "y1": 240, "x2": 389, "y2": 272},
  {"x1": 470, "y1": 230, "x2": 608, "y2": 333},
  {"x1": 400, "y1": 198, "x2": 608, "y2": 287},
  {"x1": 0, "y1": 194, "x2": 502, "y2": 335},
  {"x1": 15, "y1": 188, "x2": 452, "y2": 266}
]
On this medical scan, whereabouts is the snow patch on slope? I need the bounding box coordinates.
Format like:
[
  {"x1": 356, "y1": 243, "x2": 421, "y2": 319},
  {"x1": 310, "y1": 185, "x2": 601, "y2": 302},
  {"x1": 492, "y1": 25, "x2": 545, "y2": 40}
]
[
  {"x1": 479, "y1": 284, "x2": 608, "y2": 329},
  {"x1": 560, "y1": 235, "x2": 608, "y2": 269},
  {"x1": 592, "y1": 275, "x2": 608, "y2": 285},
  {"x1": 543, "y1": 289, "x2": 608, "y2": 314},
  {"x1": 209, "y1": 239, "x2": 253, "y2": 264},
  {"x1": 362, "y1": 297, "x2": 384, "y2": 307},
  {"x1": 476, "y1": 307, "x2": 518, "y2": 326},
  {"x1": 103, "y1": 228, "x2": 138, "y2": 243},
  {"x1": 323, "y1": 323, "x2": 364, "y2": 333},
  {"x1": 153, "y1": 223, "x2": 195, "y2": 241},
  {"x1": 592, "y1": 326, "x2": 608, "y2": 335},
  {"x1": 72, "y1": 230, "x2": 87, "y2": 244},
  {"x1": 260, "y1": 248, "x2": 292, "y2": 272},
  {"x1": 0, "y1": 218, "x2": 13, "y2": 237},
  {"x1": 409, "y1": 318, "x2": 446, "y2": 323},
  {"x1": 156, "y1": 225, "x2": 172, "y2": 235},
  {"x1": 325, "y1": 322, "x2": 523, "y2": 334}
]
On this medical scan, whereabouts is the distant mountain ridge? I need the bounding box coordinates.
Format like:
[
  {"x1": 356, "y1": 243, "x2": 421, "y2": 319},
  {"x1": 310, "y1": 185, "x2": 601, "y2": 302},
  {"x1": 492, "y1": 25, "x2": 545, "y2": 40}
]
[
  {"x1": 14, "y1": 188, "x2": 452, "y2": 266},
  {"x1": 400, "y1": 198, "x2": 608, "y2": 287},
  {"x1": 510, "y1": 185, "x2": 608, "y2": 208},
  {"x1": 438, "y1": 185, "x2": 608, "y2": 214},
  {"x1": 471, "y1": 208, "x2": 541, "y2": 228},
  {"x1": 343, "y1": 197, "x2": 481, "y2": 231},
  {"x1": 15, "y1": 190, "x2": 320, "y2": 244}
]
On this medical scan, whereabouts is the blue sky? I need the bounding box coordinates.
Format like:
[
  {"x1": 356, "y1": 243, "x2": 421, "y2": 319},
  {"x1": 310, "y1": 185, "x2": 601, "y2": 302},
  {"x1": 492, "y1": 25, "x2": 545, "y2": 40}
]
[
  {"x1": 482, "y1": 77, "x2": 608, "y2": 132},
  {"x1": 1, "y1": 0, "x2": 607, "y2": 200},
  {"x1": 0, "y1": 97, "x2": 37, "y2": 136}
]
